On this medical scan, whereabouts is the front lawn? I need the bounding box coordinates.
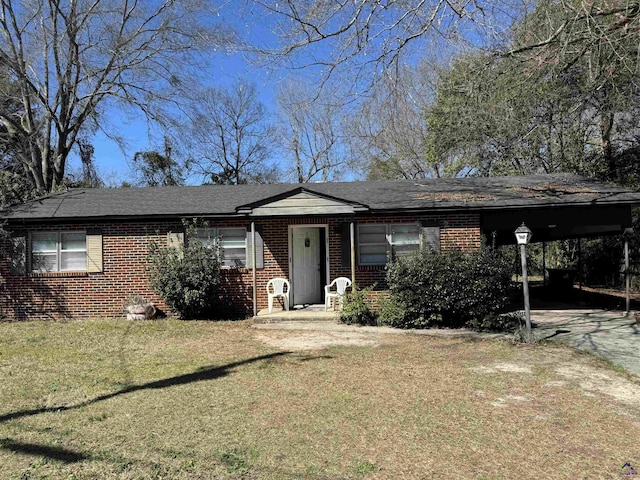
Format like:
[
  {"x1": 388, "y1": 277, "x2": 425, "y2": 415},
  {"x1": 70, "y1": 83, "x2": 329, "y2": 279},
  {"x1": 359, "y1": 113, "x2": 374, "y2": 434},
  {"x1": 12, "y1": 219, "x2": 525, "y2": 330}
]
[{"x1": 0, "y1": 319, "x2": 638, "y2": 479}]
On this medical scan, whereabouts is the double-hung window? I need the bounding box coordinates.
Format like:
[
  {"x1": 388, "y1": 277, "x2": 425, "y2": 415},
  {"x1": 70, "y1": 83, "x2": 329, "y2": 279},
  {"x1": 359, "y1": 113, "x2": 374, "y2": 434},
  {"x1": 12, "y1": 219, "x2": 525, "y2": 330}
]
[
  {"x1": 357, "y1": 225, "x2": 388, "y2": 265},
  {"x1": 389, "y1": 224, "x2": 421, "y2": 259},
  {"x1": 31, "y1": 231, "x2": 87, "y2": 272},
  {"x1": 195, "y1": 227, "x2": 247, "y2": 268},
  {"x1": 357, "y1": 223, "x2": 425, "y2": 265}
]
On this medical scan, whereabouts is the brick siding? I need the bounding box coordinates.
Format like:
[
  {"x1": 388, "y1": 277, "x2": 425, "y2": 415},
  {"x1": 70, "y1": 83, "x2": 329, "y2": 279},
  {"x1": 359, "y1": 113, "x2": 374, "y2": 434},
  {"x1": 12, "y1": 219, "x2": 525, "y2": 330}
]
[
  {"x1": 0, "y1": 213, "x2": 480, "y2": 320},
  {"x1": 0, "y1": 221, "x2": 181, "y2": 321}
]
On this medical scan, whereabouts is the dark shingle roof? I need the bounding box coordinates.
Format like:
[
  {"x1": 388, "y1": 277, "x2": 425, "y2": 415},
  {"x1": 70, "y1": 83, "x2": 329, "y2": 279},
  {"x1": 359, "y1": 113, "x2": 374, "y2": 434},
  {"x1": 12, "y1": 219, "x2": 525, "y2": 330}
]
[{"x1": 4, "y1": 174, "x2": 640, "y2": 221}]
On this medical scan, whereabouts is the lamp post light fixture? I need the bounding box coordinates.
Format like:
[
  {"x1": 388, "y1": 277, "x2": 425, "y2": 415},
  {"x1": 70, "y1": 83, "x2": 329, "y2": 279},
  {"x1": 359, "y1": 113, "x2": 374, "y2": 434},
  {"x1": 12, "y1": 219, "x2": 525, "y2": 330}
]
[{"x1": 515, "y1": 223, "x2": 533, "y2": 341}]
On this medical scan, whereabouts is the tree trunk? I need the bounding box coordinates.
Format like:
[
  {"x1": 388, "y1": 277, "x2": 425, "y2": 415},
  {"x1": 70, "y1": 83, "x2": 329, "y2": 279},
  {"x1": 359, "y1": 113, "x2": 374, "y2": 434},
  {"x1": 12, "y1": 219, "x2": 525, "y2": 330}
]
[{"x1": 601, "y1": 110, "x2": 614, "y2": 177}]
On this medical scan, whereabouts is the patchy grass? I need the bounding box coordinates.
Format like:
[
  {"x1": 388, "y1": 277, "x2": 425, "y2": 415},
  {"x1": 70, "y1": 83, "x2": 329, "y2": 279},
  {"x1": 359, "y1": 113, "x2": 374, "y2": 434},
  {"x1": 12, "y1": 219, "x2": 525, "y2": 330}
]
[{"x1": 0, "y1": 319, "x2": 639, "y2": 479}]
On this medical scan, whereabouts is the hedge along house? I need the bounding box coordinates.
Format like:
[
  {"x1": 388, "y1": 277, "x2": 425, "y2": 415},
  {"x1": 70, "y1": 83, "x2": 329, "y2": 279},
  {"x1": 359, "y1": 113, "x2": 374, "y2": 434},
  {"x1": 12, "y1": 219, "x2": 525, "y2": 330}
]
[{"x1": 1, "y1": 173, "x2": 640, "y2": 321}]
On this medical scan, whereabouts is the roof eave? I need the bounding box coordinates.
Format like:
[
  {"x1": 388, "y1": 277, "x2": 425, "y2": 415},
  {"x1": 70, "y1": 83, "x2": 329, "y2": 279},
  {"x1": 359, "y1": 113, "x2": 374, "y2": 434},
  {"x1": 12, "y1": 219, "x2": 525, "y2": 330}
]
[{"x1": 4, "y1": 197, "x2": 639, "y2": 223}]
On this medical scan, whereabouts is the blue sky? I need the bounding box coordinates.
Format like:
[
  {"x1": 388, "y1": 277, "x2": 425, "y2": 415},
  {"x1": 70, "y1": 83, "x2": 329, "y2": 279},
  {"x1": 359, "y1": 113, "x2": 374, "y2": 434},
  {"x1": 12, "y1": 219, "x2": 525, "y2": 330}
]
[
  {"x1": 79, "y1": 51, "x2": 279, "y2": 186},
  {"x1": 68, "y1": 3, "x2": 286, "y2": 186},
  {"x1": 64, "y1": 1, "x2": 508, "y2": 186}
]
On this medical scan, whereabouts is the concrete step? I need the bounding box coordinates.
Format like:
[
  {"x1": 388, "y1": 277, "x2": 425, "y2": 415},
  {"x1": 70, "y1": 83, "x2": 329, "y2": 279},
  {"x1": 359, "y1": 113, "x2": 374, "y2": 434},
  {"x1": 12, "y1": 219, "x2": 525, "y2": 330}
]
[{"x1": 253, "y1": 306, "x2": 340, "y2": 323}]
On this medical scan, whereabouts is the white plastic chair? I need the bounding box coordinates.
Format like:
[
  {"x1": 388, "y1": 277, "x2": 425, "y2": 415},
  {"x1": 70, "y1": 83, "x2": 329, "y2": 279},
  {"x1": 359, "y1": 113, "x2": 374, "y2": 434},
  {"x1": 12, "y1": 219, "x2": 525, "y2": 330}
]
[
  {"x1": 266, "y1": 278, "x2": 290, "y2": 313},
  {"x1": 324, "y1": 277, "x2": 352, "y2": 311}
]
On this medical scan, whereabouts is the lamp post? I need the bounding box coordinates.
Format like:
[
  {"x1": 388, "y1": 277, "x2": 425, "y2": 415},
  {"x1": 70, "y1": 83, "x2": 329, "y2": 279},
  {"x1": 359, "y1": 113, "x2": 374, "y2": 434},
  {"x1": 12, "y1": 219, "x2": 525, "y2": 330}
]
[{"x1": 515, "y1": 223, "x2": 533, "y2": 340}]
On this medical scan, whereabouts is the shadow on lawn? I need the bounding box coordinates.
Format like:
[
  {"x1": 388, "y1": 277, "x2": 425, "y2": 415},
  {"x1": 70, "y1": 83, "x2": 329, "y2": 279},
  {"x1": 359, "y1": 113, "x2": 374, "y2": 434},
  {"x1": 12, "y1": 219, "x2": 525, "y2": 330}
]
[
  {"x1": 0, "y1": 437, "x2": 88, "y2": 463},
  {"x1": 0, "y1": 352, "x2": 290, "y2": 423}
]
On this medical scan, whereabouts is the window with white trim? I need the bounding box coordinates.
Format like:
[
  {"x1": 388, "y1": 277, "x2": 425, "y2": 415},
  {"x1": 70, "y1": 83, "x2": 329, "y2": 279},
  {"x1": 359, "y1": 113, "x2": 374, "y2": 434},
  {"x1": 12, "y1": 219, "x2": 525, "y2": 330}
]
[
  {"x1": 357, "y1": 224, "x2": 423, "y2": 265},
  {"x1": 194, "y1": 227, "x2": 247, "y2": 268},
  {"x1": 31, "y1": 231, "x2": 87, "y2": 272}
]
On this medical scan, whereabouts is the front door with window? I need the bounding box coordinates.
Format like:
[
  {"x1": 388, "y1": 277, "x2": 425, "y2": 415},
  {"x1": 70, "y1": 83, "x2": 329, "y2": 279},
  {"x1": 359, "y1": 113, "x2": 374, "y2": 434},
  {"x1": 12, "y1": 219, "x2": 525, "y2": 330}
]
[{"x1": 291, "y1": 227, "x2": 323, "y2": 305}]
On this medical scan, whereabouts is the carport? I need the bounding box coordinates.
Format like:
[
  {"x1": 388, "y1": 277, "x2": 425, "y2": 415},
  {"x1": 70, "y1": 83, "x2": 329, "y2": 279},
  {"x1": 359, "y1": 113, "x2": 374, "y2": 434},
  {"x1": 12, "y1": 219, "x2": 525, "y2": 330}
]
[{"x1": 480, "y1": 182, "x2": 638, "y2": 314}]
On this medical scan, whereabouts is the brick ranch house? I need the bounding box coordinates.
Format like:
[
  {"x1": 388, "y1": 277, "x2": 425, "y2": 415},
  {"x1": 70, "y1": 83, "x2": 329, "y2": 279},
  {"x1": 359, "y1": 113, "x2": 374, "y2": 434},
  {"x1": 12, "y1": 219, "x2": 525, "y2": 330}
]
[{"x1": 1, "y1": 173, "x2": 639, "y2": 321}]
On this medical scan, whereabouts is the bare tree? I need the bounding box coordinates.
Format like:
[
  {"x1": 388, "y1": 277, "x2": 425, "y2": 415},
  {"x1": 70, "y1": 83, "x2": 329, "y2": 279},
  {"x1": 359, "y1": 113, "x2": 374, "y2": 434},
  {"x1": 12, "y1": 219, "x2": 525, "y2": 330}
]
[
  {"x1": 0, "y1": 66, "x2": 34, "y2": 206},
  {"x1": 277, "y1": 80, "x2": 349, "y2": 183},
  {"x1": 345, "y1": 64, "x2": 437, "y2": 179},
  {"x1": 183, "y1": 81, "x2": 278, "y2": 184},
  {"x1": 248, "y1": 0, "x2": 523, "y2": 90},
  {"x1": 506, "y1": 0, "x2": 639, "y2": 74},
  {"x1": 246, "y1": 0, "x2": 637, "y2": 183},
  {"x1": 0, "y1": 0, "x2": 231, "y2": 195},
  {"x1": 423, "y1": 0, "x2": 640, "y2": 183},
  {"x1": 504, "y1": 0, "x2": 640, "y2": 172}
]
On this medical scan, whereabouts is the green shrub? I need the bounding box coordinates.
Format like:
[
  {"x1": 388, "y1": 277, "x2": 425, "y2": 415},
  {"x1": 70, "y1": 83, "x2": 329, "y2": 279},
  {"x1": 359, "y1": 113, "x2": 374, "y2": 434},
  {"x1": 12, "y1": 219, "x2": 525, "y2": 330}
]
[
  {"x1": 378, "y1": 294, "x2": 434, "y2": 328},
  {"x1": 377, "y1": 295, "x2": 405, "y2": 327},
  {"x1": 466, "y1": 311, "x2": 524, "y2": 332},
  {"x1": 339, "y1": 284, "x2": 378, "y2": 326},
  {"x1": 385, "y1": 248, "x2": 514, "y2": 329},
  {"x1": 148, "y1": 230, "x2": 222, "y2": 319}
]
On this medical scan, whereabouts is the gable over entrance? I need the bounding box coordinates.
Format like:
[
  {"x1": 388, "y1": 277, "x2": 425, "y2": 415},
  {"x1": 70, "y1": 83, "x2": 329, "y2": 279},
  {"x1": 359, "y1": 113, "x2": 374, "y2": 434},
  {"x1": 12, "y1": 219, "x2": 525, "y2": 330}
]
[{"x1": 237, "y1": 189, "x2": 368, "y2": 216}]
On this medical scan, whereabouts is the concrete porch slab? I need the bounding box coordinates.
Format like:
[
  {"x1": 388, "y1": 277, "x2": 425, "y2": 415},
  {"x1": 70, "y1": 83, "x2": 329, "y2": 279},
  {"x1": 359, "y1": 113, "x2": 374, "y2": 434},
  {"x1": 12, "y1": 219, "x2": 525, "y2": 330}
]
[{"x1": 253, "y1": 304, "x2": 340, "y2": 323}]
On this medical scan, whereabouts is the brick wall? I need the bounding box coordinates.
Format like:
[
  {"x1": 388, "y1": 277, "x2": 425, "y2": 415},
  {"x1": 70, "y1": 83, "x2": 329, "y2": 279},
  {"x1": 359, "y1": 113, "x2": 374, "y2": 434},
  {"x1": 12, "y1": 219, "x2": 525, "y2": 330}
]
[
  {"x1": 0, "y1": 212, "x2": 481, "y2": 320},
  {"x1": 0, "y1": 221, "x2": 179, "y2": 321}
]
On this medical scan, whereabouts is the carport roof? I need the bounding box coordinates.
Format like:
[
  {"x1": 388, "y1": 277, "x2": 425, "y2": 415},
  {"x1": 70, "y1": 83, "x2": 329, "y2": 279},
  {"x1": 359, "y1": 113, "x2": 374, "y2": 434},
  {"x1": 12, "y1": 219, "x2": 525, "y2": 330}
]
[{"x1": 3, "y1": 173, "x2": 640, "y2": 221}]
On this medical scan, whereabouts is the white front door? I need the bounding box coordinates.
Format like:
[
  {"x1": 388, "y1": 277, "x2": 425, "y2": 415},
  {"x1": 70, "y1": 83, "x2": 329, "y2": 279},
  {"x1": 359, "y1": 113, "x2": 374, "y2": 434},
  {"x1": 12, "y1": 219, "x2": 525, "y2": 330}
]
[{"x1": 292, "y1": 227, "x2": 322, "y2": 305}]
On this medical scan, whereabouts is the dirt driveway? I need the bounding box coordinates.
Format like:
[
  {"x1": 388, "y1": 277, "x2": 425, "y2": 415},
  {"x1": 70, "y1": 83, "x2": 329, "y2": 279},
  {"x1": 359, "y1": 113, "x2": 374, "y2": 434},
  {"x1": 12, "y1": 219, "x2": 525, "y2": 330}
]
[
  {"x1": 253, "y1": 310, "x2": 640, "y2": 378},
  {"x1": 253, "y1": 320, "x2": 505, "y2": 351},
  {"x1": 532, "y1": 309, "x2": 640, "y2": 376}
]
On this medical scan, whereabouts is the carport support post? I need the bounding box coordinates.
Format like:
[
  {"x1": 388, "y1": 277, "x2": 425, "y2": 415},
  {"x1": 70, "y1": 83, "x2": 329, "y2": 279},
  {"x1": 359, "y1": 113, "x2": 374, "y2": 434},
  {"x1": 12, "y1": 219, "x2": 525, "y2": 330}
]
[
  {"x1": 520, "y1": 244, "x2": 532, "y2": 338},
  {"x1": 542, "y1": 242, "x2": 546, "y2": 286},
  {"x1": 350, "y1": 222, "x2": 356, "y2": 289},
  {"x1": 251, "y1": 221, "x2": 257, "y2": 317},
  {"x1": 578, "y1": 239, "x2": 583, "y2": 292},
  {"x1": 625, "y1": 234, "x2": 630, "y2": 316}
]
